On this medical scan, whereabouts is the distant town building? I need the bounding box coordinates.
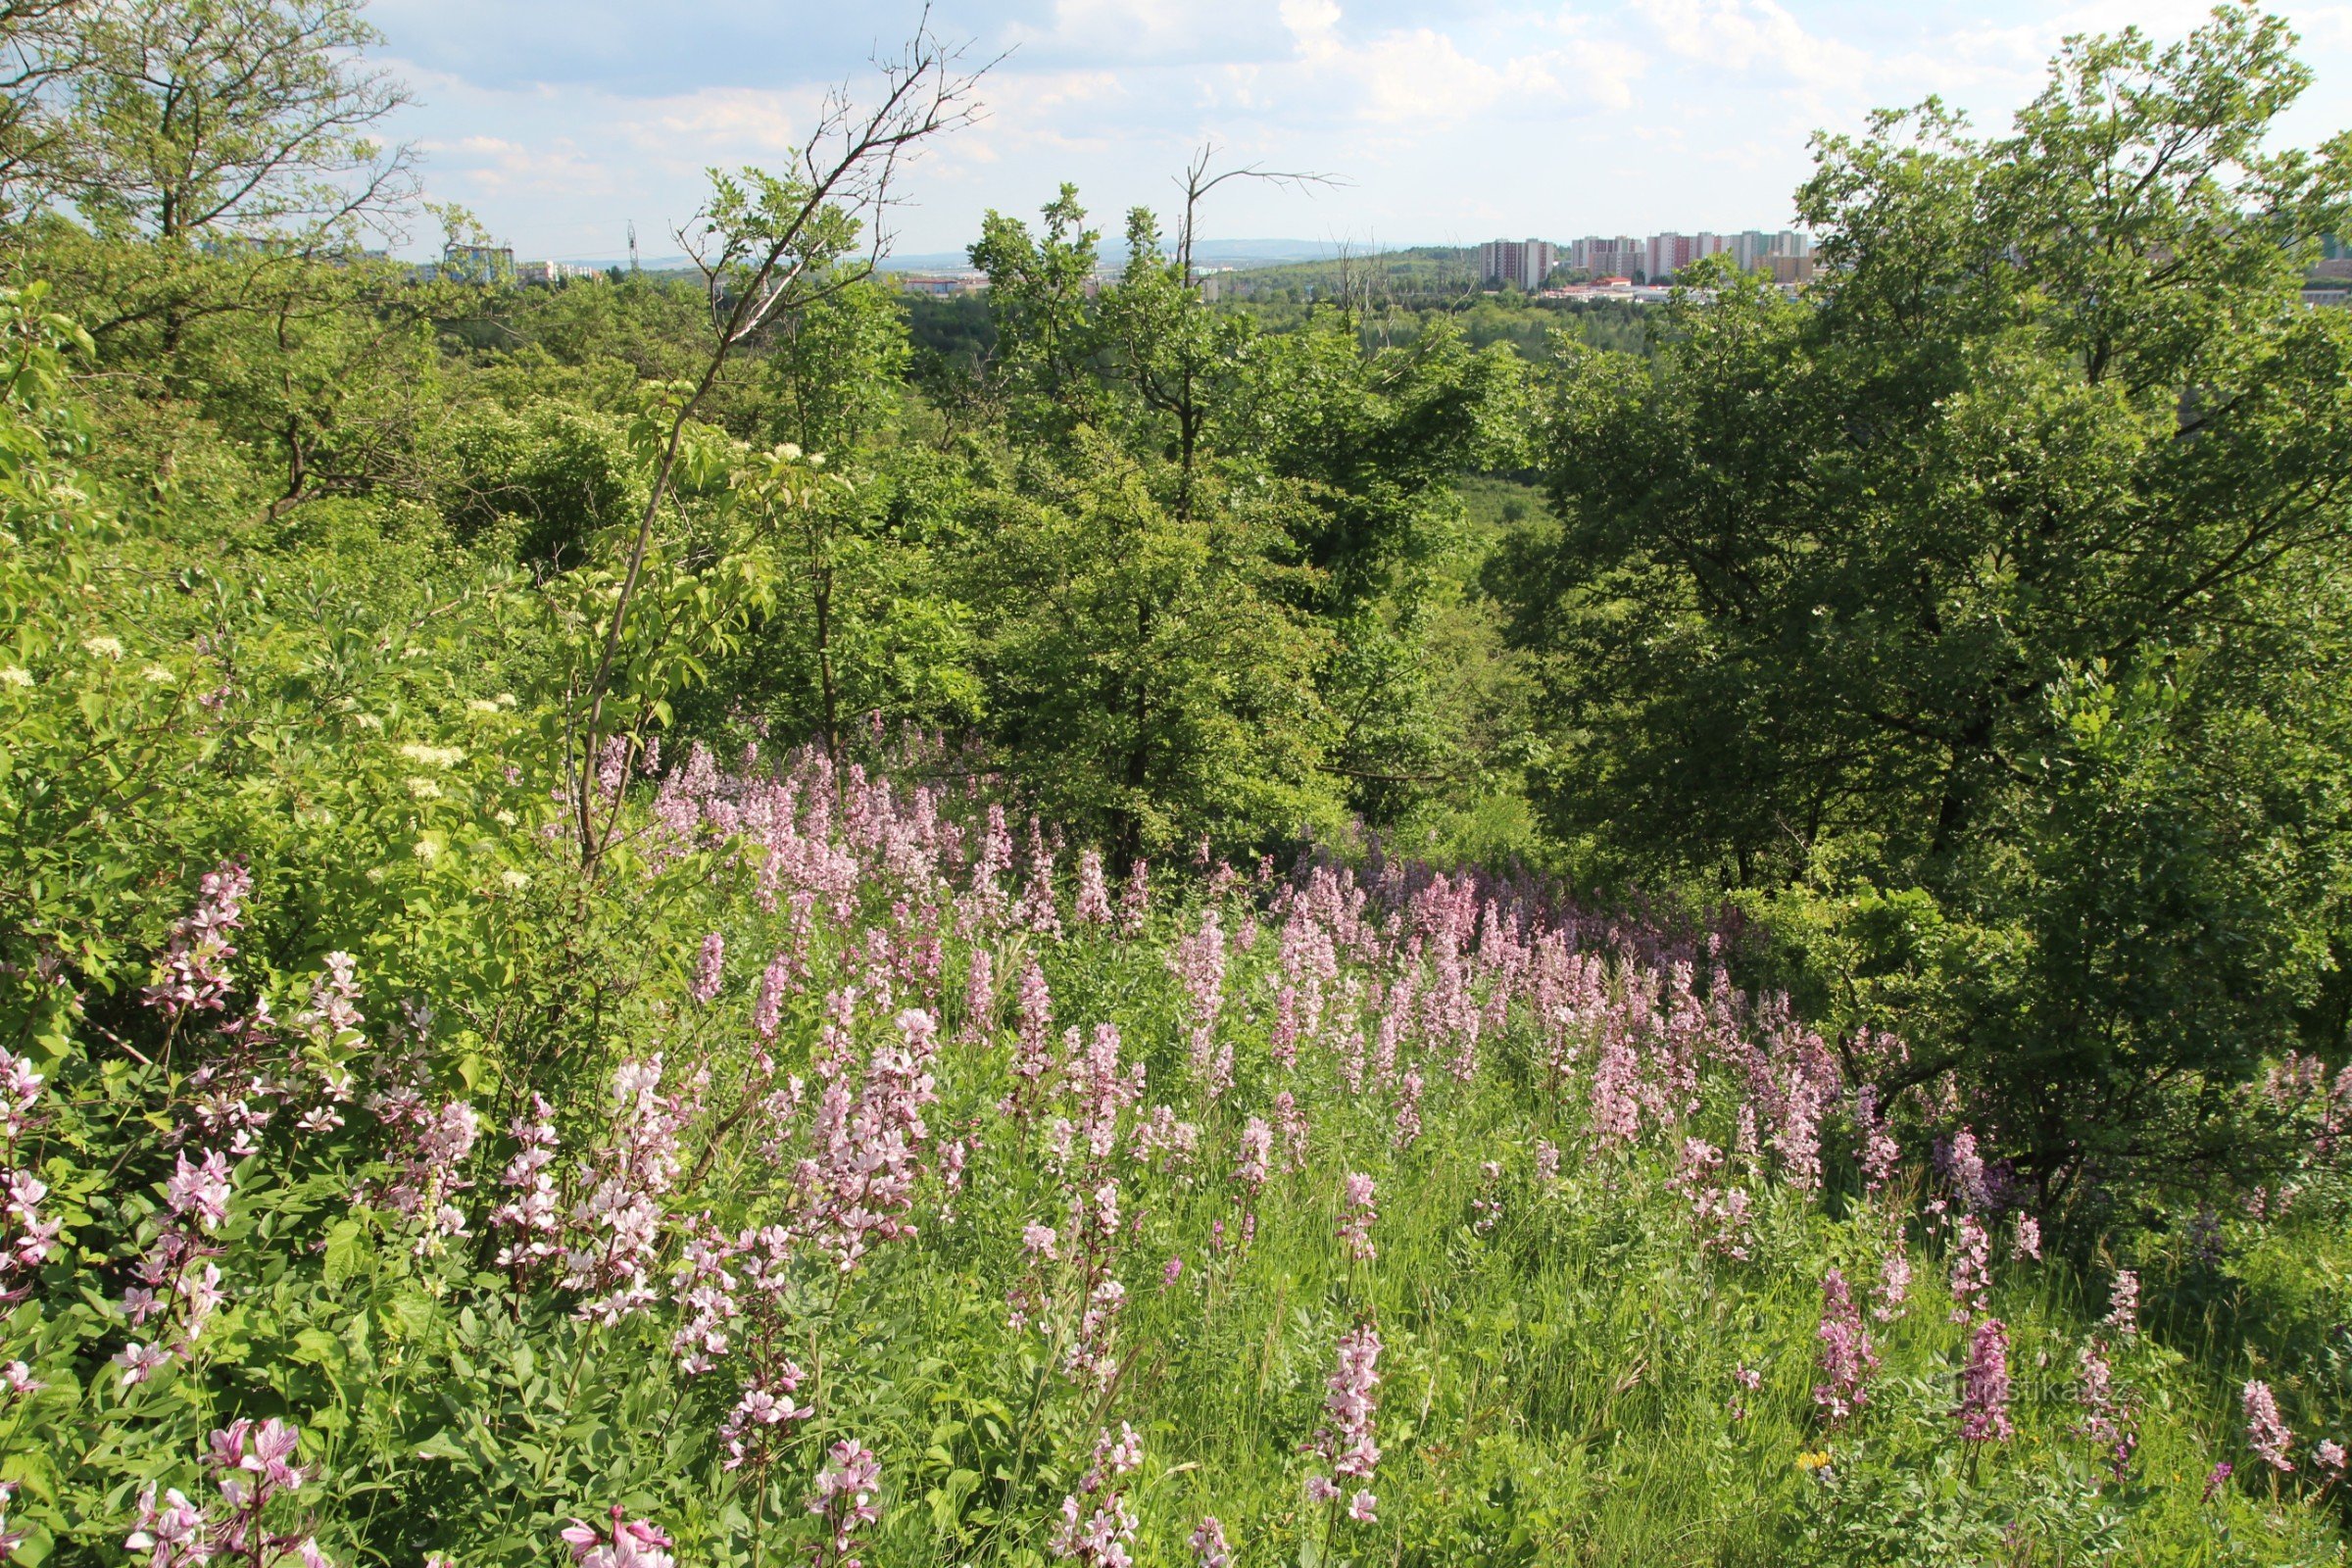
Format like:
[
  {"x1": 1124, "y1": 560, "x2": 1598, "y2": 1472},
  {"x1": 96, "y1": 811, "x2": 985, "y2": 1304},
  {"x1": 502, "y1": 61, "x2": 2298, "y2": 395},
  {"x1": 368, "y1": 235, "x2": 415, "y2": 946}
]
[
  {"x1": 895, "y1": 271, "x2": 987, "y2": 297},
  {"x1": 515, "y1": 259, "x2": 599, "y2": 285},
  {"x1": 1479, "y1": 238, "x2": 1557, "y2": 290},
  {"x1": 440, "y1": 242, "x2": 514, "y2": 285},
  {"x1": 1551, "y1": 229, "x2": 1814, "y2": 283},
  {"x1": 1567, "y1": 235, "x2": 1645, "y2": 278}
]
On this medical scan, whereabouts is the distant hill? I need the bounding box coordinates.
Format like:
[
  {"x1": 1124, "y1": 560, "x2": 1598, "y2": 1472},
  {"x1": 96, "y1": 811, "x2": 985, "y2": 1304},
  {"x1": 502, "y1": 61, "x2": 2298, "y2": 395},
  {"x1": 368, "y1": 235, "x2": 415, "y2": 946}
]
[
  {"x1": 878, "y1": 238, "x2": 1450, "y2": 272},
  {"x1": 533, "y1": 240, "x2": 1475, "y2": 283}
]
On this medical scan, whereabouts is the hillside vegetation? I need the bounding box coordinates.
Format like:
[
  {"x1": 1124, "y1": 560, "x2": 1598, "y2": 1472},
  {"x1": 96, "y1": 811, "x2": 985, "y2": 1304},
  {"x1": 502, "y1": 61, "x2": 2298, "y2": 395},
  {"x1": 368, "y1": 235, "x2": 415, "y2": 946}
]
[{"x1": 7, "y1": 3, "x2": 2352, "y2": 1566}]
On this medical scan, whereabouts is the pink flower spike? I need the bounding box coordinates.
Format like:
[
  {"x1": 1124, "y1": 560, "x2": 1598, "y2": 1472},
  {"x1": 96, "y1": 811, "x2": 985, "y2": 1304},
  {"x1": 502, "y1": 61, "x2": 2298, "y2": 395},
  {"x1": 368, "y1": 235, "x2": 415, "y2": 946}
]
[
  {"x1": 1957, "y1": 1318, "x2": 2014, "y2": 1443},
  {"x1": 2244, "y1": 1379, "x2": 2294, "y2": 1472},
  {"x1": 692, "y1": 932, "x2": 724, "y2": 1004}
]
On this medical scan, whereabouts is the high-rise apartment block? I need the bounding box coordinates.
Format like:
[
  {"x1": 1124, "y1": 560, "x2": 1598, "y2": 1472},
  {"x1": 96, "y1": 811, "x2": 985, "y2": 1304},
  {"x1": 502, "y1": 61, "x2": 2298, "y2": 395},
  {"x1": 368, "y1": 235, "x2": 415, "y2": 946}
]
[
  {"x1": 1479, "y1": 238, "x2": 1558, "y2": 290},
  {"x1": 1489, "y1": 229, "x2": 1814, "y2": 288},
  {"x1": 1559, "y1": 229, "x2": 1810, "y2": 282}
]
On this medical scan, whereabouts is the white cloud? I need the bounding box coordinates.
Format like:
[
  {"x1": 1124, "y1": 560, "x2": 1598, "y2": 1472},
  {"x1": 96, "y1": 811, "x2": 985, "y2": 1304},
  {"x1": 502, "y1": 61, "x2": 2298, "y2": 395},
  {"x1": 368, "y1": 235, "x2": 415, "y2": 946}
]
[
  {"x1": 370, "y1": 2, "x2": 2352, "y2": 260},
  {"x1": 1004, "y1": 0, "x2": 1291, "y2": 66},
  {"x1": 1634, "y1": 0, "x2": 1868, "y2": 89},
  {"x1": 1224, "y1": 1, "x2": 1647, "y2": 127}
]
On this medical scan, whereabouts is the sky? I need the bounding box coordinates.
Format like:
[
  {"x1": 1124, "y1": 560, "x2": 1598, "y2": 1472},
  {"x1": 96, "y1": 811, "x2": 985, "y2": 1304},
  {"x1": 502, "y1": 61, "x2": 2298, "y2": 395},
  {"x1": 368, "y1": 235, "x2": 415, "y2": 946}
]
[{"x1": 365, "y1": 0, "x2": 2352, "y2": 263}]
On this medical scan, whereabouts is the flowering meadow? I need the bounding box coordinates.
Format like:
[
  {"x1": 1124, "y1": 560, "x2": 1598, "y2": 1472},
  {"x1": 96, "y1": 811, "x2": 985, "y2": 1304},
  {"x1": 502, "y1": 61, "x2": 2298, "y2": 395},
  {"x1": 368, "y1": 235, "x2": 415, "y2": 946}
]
[
  {"x1": 9, "y1": 10, "x2": 2352, "y2": 1552},
  {"x1": 5, "y1": 266, "x2": 2352, "y2": 1568},
  {"x1": 14, "y1": 699, "x2": 2352, "y2": 1568}
]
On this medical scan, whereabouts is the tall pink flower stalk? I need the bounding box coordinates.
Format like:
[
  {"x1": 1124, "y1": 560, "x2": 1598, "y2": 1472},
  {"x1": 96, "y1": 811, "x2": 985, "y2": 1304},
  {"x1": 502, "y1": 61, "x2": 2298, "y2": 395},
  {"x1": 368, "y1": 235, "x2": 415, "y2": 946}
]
[
  {"x1": 808, "y1": 1441, "x2": 882, "y2": 1568},
  {"x1": 115, "y1": 1148, "x2": 237, "y2": 1386},
  {"x1": 796, "y1": 1007, "x2": 941, "y2": 1274},
  {"x1": 562, "y1": 1055, "x2": 693, "y2": 1323},
  {"x1": 1338, "y1": 1173, "x2": 1378, "y2": 1262},
  {"x1": 2079, "y1": 1338, "x2": 2136, "y2": 1480},
  {"x1": 2103, "y1": 1270, "x2": 2140, "y2": 1338},
  {"x1": 1073, "y1": 850, "x2": 1114, "y2": 927},
  {"x1": 125, "y1": 1418, "x2": 332, "y2": 1568},
  {"x1": 691, "y1": 932, "x2": 725, "y2": 1004},
  {"x1": 1392, "y1": 1069, "x2": 1424, "y2": 1151},
  {"x1": 0, "y1": 1047, "x2": 57, "y2": 1306},
  {"x1": 1947, "y1": 1215, "x2": 1991, "y2": 1323},
  {"x1": 560, "y1": 1509, "x2": 674, "y2": 1568},
  {"x1": 1308, "y1": 1324, "x2": 1382, "y2": 1525},
  {"x1": 2245, "y1": 1379, "x2": 2294, "y2": 1472},
  {"x1": 1052, "y1": 1424, "x2": 1143, "y2": 1568},
  {"x1": 1007, "y1": 957, "x2": 1054, "y2": 1118},
  {"x1": 1172, "y1": 907, "x2": 1230, "y2": 1098},
  {"x1": 1853, "y1": 1083, "x2": 1899, "y2": 1193},
  {"x1": 1117, "y1": 858, "x2": 1151, "y2": 938},
  {"x1": 1813, "y1": 1267, "x2": 1878, "y2": 1425},
  {"x1": 143, "y1": 861, "x2": 253, "y2": 1026},
  {"x1": 1957, "y1": 1318, "x2": 2014, "y2": 1444}
]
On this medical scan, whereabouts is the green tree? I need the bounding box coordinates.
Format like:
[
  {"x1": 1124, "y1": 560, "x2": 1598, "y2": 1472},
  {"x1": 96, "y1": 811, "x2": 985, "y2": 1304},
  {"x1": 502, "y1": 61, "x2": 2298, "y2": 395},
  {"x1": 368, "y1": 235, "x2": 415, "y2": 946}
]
[
  {"x1": 960, "y1": 432, "x2": 1337, "y2": 855},
  {"x1": 967, "y1": 184, "x2": 1102, "y2": 435},
  {"x1": 1497, "y1": 2, "x2": 2352, "y2": 1189},
  {"x1": 66, "y1": 0, "x2": 416, "y2": 241},
  {"x1": 761, "y1": 270, "x2": 908, "y2": 456}
]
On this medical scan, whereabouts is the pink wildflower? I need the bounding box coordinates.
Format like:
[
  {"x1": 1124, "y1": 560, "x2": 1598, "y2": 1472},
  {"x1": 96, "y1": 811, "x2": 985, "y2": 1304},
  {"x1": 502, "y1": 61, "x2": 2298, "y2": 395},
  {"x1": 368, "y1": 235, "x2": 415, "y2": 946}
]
[
  {"x1": 795, "y1": 1009, "x2": 941, "y2": 1274},
  {"x1": 1945, "y1": 1127, "x2": 1989, "y2": 1211},
  {"x1": 1009, "y1": 957, "x2": 1054, "y2": 1114},
  {"x1": 808, "y1": 1442, "x2": 882, "y2": 1568},
  {"x1": 2103, "y1": 1270, "x2": 2139, "y2": 1338},
  {"x1": 561, "y1": 1509, "x2": 675, "y2": 1568},
  {"x1": 1775, "y1": 1079, "x2": 1822, "y2": 1193},
  {"x1": 165, "y1": 1150, "x2": 233, "y2": 1232},
  {"x1": 754, "y1": 952, "x2": 790, "y2": 1040},
  {"x1": 1308, "y1": 1323, "x2": 1381, "y2": 1508},
  {"x1": 1813, "y1": 1267, "x2": 1879, "y2": 1425},
  {"x1": 123, "y1": 1487, "x2": 209, "y2": 1568},
  {"x1": 1853, "y1": 1084, "x2": 1899, "y2": 1193},
  {"x1": 692, "y1": 932, "x2": 724, "y2": 1004},
  {"x1": 1728, "y1": 1364, "x2": 1762, "y2": 1422},
  {"x1": 1588, "y1": 1028, "x2": 1640, "y2": 1146},
  {"x1": 1235, "y1": 1117, "x2": 1272, "y2": 1204},
  {"x1": 1051, "y1": 1425, "x2": 1142, "y2": 1568},
  {"x1": 1947, "y1": 1215, "x2": 1991, "y2": 1323},
  {"x1": 2244, "y1": 1379, "x2": 2293, "y2": 1472},
  {"x1": 1873, "y1": 1250, "x2": 1910, "y2": 1323},
  {"x1": 1074, "y1": 851, "x2": 1114, "y2": 927},
  {"x1": 1188, "y1": 1517, "x2": 1231, "y2": 1568},
  {"x1": 1392, "y1": 1070, "x2": 1423, "y2": 1151},
  {"x1": 2078, "y1": 1338, "x2": 2135, "y2": 1481},
  {"x1": 1118, "y1": 859, "x2": 1151, "y2": 938},
  {"x1": 1273, "y1": 1091, "x2": 1310, "y2": 1173},
  {"x1": 1338, "y1": 1173, "x2": 1377, "y2": 1262},
  {"x1": 143, "y1": 862, "x2": 252, "y2": 1022},
  {"x1": 1957, "y1": 1318, "x2": 2014, "y2": 1443},
  {"x1": 961, "y1": 948, "x2": 994, "y2": 1041},
  {"x1": 1172, "y1": 907, "x2": 1229, "y2": 1097}
]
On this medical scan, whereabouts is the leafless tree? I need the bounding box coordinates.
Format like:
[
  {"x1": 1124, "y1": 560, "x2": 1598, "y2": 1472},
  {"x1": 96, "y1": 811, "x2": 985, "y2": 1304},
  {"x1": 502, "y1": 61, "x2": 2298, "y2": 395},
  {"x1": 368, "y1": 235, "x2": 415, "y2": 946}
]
[
  {"x1": 1172, "y1": 142, "x2": 1343, "y2": 288},
  {"x1": 574, "y1": 12, "x2": 989, "y2": 863}
]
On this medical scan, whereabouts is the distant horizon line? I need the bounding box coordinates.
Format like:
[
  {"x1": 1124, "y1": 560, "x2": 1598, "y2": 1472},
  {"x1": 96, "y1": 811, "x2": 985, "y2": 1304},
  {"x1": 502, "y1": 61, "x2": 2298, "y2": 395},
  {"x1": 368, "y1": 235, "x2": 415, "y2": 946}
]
[{"x1": 531, "y1": 230, "x2": 1812, "y2": 271}]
